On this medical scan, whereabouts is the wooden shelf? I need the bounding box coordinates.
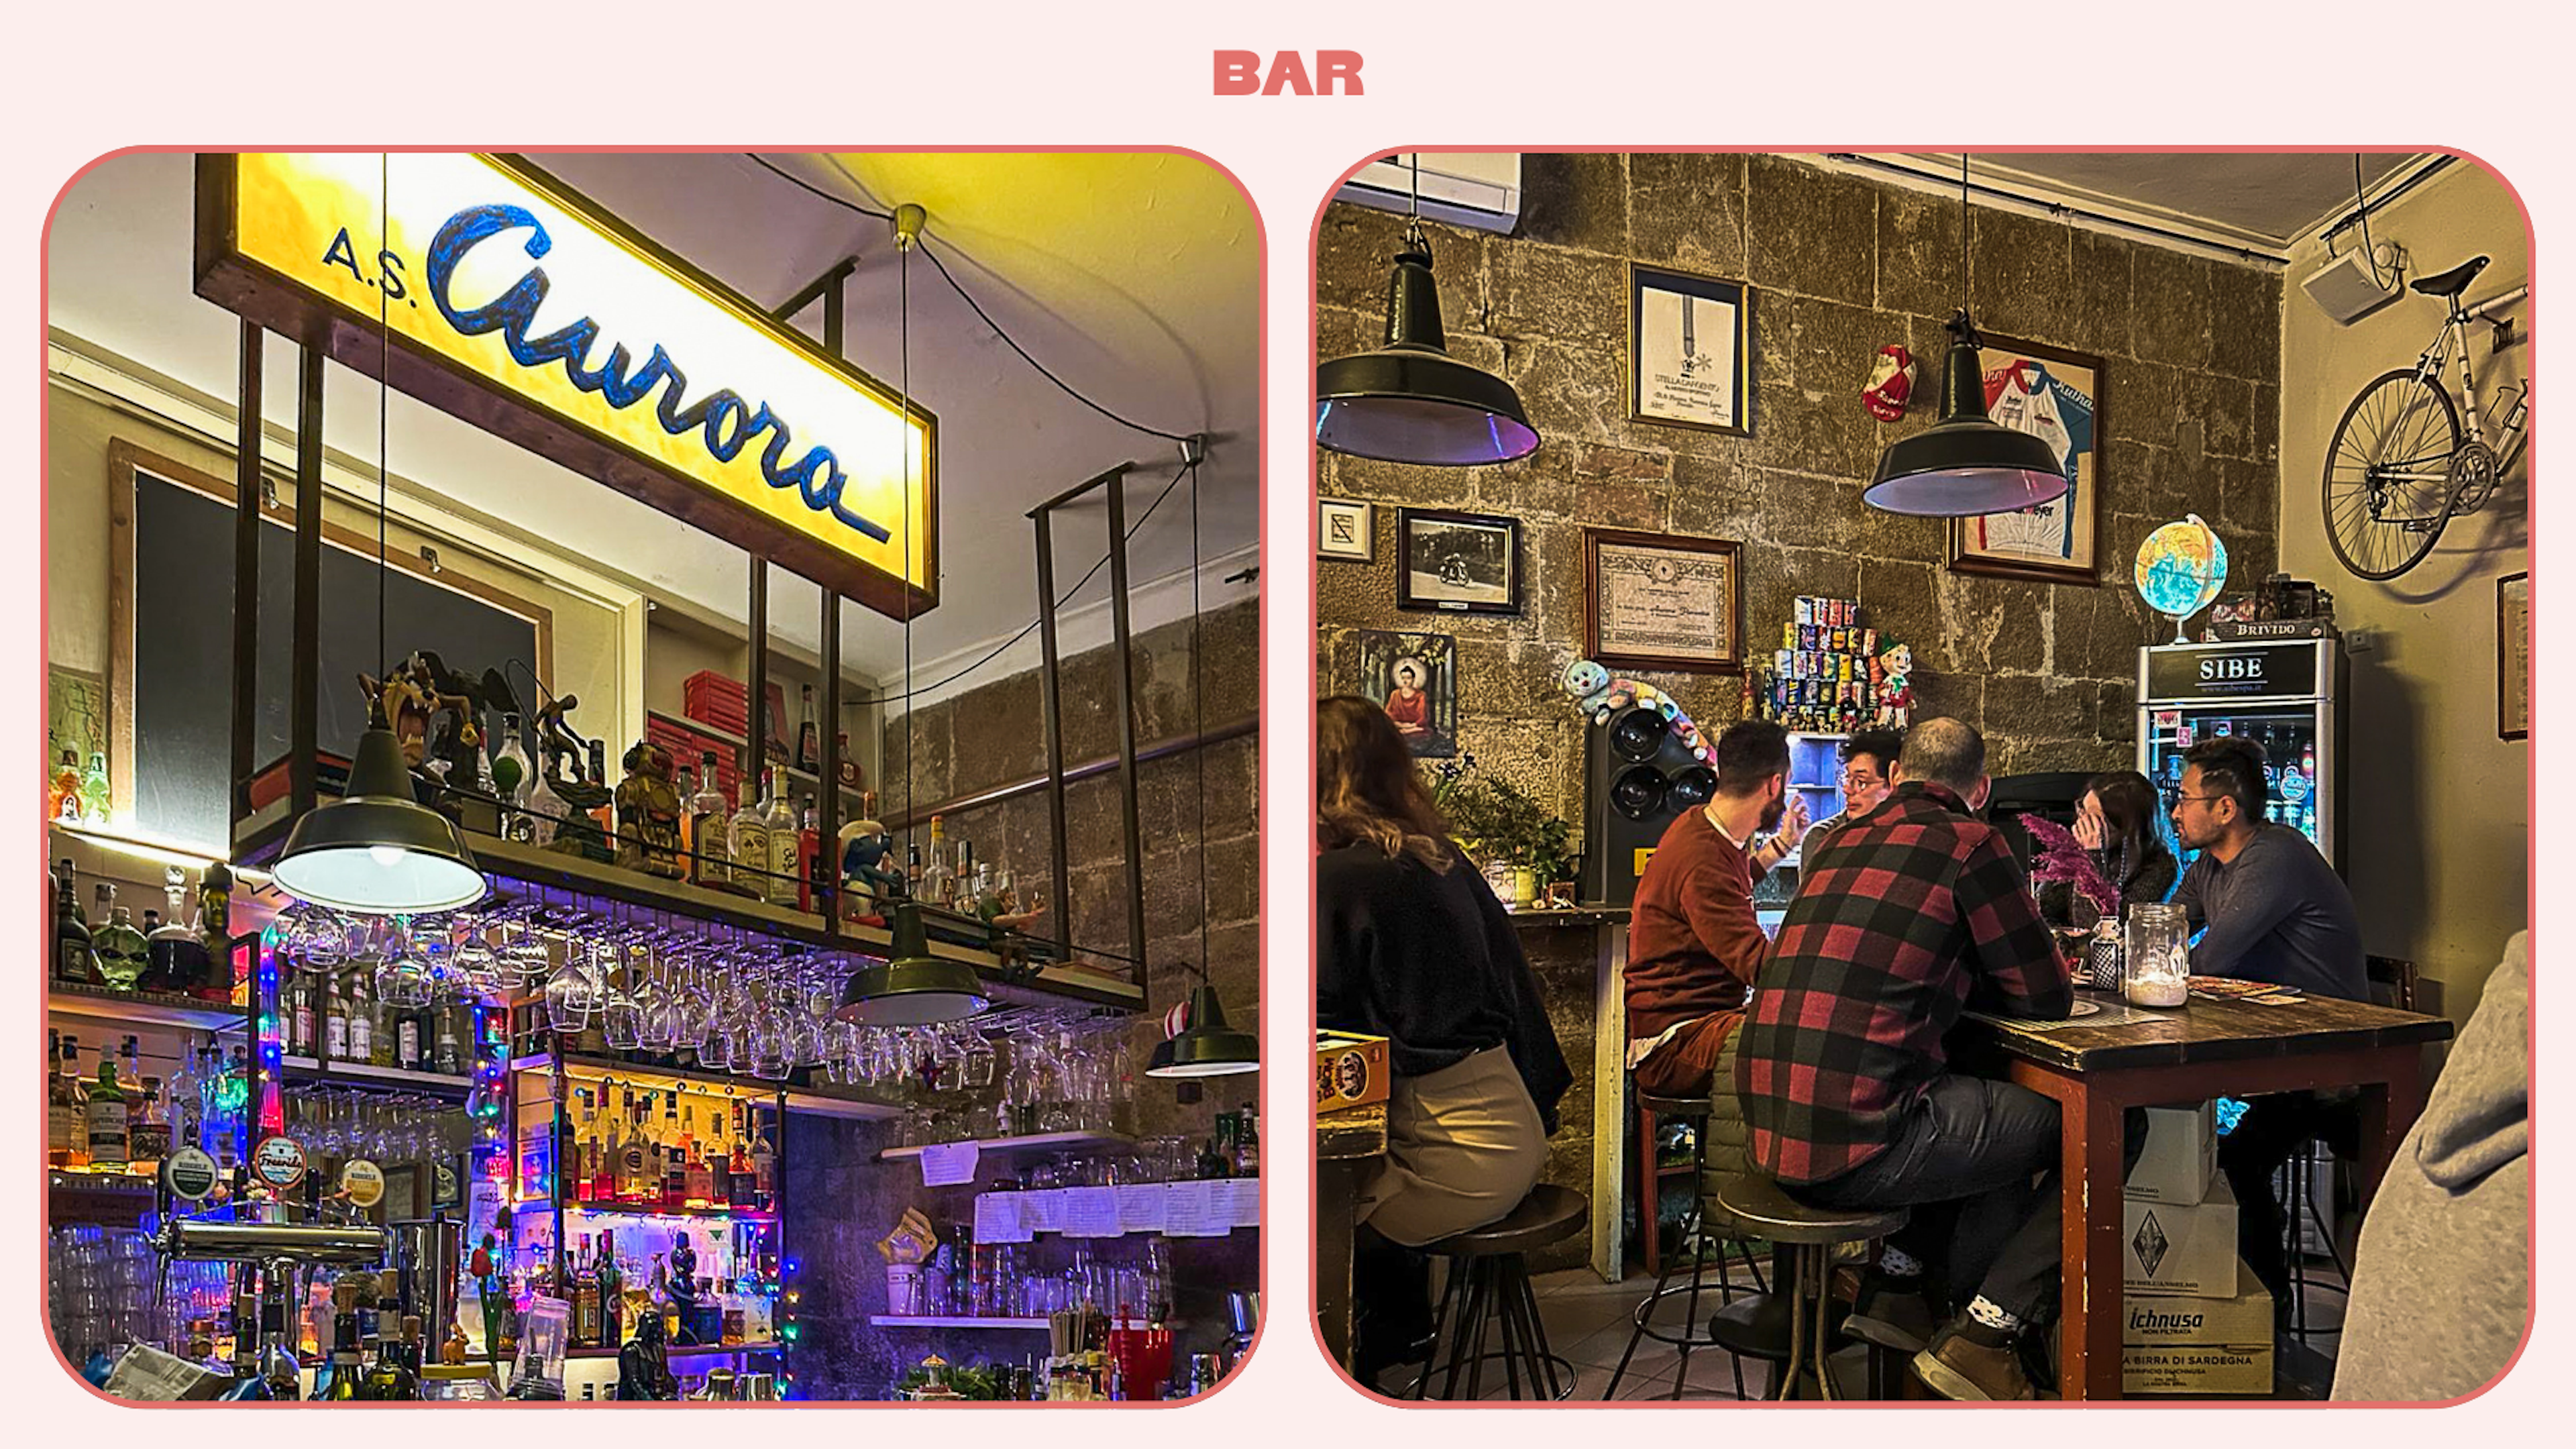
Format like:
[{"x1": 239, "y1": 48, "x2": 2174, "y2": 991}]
[
  {"x1": 48, "y1": 985, "x2": 244, "y2": 1033},
  {"x1": 877, "y1": 1131, "x2": 1131, "y2": 1163},
  {"x1": 649, "y1": 709, "x2": 865, "y2": 804},
  {"x1": 567, "y1": 1340, "x2": 782, "y2": 1360},
  {"x1": 869, "y1": 1316, "x2": 1050, "y2": 1331},
  {"x1": 282, "y1": 1055, "x2": 476, "y2": 1094},
  {"x1": 513, "y1": 1051, "x2": 906, "y2": 1122},
  {"x1": 549, "y1": 1201, "x2": 780, "y2": 1223}
]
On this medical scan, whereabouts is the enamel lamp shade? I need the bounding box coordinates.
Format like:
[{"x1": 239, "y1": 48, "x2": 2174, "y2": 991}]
[
  {"x1": 1863, "y1": 311, "x2": 2071, "y2": 517},
  {"x1": 1315, "y1": 239, "x2": 1539, "y2": 466},
  {"x1": 271, "y1": 722, "x2": 485, "y2": 914},
  {"x1": 835, "y1": 902, "x2": 989, "y2": 1026},
  {"x1": 1144, "y1": 982, "x2": 1259, "y2": 1079}
]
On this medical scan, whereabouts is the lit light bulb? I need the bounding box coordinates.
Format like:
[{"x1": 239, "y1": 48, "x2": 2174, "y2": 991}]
[{"x1": 369, "y1": 845, "x2": 409, "y2": 867}]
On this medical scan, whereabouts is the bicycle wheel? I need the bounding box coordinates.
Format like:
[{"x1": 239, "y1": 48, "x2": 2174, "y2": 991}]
[{"x1": 2323, "y1": 370, "x2": 2461, "y2": 580}]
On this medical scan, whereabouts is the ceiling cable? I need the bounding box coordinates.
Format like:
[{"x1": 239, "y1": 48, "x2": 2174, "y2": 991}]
[{"x1": 747, "y1": 152, "x2": 1197, "y2": 443}]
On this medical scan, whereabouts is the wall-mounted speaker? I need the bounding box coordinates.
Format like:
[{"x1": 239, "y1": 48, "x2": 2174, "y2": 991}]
[
  {"x1": 2301, "y1": 246, "x2": 2402, "y2": 326},
  {"x1": 1580, "y1": 702, "x2": 1717, "y2": 907}
]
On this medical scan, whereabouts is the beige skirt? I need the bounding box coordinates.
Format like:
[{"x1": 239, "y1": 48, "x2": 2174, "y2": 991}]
[{"x1": 1358, "y1": 1045, "x2": 1548, "y2": 1248}]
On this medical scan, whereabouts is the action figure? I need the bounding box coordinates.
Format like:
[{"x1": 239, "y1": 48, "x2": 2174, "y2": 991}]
[
  {"x1": 614, "y1": 740, "x2": 686, "y2": 878},
  {"x1": 837, "y1": 815, "x2": 905, "y2": 924},
  {"x1": 1873, "y1": 639, "x2": 1917, "y2": 729}
]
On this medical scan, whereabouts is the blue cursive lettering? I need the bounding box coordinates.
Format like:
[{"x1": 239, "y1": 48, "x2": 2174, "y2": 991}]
[{"x1": 422, "y1": 203, "x2": 896, "y2": 545}]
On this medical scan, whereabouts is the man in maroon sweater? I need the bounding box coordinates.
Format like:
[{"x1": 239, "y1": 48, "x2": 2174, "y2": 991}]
[{"x1": 1623, "y1": 719, "x2": 1807, "y2": 1099}]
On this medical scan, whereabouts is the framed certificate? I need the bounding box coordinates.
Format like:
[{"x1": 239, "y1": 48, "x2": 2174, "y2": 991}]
[
  {"x1": 1628, "y1": 264, "x2": 1754, "y2": 435},
  {"x1": 1582, "y1": 528, "x2": 1743, "y2": 674}
]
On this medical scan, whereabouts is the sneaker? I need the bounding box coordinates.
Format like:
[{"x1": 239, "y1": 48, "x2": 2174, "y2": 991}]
[
  {"x1": 1844, "y1": 1278, "x2": 1936, "y2": 1354},
  {"x1": 1912, "y1": 1324, "x2": 2036, "y2": 1402}
]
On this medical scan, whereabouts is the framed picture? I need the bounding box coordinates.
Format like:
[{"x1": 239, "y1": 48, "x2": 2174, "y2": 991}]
[
  {"x1": 1947, "y1": 333, "x2": 2104, "y2": 586},
  {"x1": 1582, "y1": 528, "x2": 1744, "y2": 674},
  {"x1": 1352, "y1": 629, "x2": 1458, "y2": 757},
  {"x1": 1317, "y1": 498, "x2": 1373, "y2": 561},
  {"x1": 2499, "y1": 571, "x2": 2529, "y2": 741},
  {"x1": 1397, "y1": 508, "x2": 1521, "y2": 614},
  {"x1": 1628, "y1": 264, "x2": 1754, "y2": 435}
]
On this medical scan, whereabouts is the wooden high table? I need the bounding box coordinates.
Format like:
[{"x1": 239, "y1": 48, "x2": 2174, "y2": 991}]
[{"x1": 1958, "y1": 989, "x2": 2453, "y2": 1401}]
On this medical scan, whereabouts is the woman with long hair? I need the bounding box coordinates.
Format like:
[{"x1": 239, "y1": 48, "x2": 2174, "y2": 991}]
[
  {"x1": 1317, "y1": 695, "x2": 1570, "y2": 1385},
  {"x1": 2074, "y1": 769, "x2": 2182, "y2": 908}
]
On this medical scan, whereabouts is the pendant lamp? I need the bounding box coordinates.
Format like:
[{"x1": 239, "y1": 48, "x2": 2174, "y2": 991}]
[
  {"x1": 835, "y1": 902, "x2": 989, "y2": 1026},
  {"x1": 1862, "y1": 156, "x2": 2072, "y2": 517},
  {"x1": 1315, "y1": 157, "x2": 1538, "y2": 466},
  {"x1": 837, "y1": 203, "x2": 985, "y2": 1028},
  {"x1": 1145, "y1": 982, "x2": 1259, "y2": 1079},
  {"x1": 273, "y1": 154, "x2": 483, "y2": 916}
]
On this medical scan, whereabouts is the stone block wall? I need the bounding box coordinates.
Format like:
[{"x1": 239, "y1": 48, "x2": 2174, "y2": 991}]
[{"x1": 1316, "y1": 153, "x2": 2286, "y2": 818}]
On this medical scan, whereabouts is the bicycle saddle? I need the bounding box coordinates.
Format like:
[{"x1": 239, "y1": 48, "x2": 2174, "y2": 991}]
[{"x1": 2410, "y1": 255, "x2": 2489, "y2": 297}]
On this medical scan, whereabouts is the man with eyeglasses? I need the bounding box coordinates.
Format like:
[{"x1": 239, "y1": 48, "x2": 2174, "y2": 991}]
[
  {"x1": 2169, "y1": 735, "x2": 2366, "y2": 1316},
  {"x1": 1801, "y1": 727, "x2": 1904, "y2": 861}
]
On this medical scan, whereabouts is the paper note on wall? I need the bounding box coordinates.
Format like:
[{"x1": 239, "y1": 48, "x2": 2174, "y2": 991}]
[
  {"x1": 1163, "y1": 1179, "x2": 1230, "y2": 1238},
  {"x1": 1064, "y1": 1186, "x2": 1123, "y2": 1238},
  {"x1": 973, "y1": 1192, "x2": 1030, "y2": 1244},
  {"x1": 1116, "y1": 1183, "x2": 1169, "y2": 1234},
  {"x1": 918, "y1": 1141, "x2": 980, "y2": 1187}
]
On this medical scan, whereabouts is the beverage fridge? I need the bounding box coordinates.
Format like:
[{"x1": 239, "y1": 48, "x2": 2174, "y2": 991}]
[{"x1": 2136, "y1": 639, "x2": 2347, "y2": 871}]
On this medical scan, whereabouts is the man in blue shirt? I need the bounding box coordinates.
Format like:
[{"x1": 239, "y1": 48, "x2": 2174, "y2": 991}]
[{"x1": 2170, "y1": 735, "x2": 2368, "y2": 1310}]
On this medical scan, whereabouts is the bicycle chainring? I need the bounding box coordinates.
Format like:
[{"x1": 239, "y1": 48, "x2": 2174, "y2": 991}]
[{"x1": 2450, "y1": 441, "x2": 2500, "y2": 515}]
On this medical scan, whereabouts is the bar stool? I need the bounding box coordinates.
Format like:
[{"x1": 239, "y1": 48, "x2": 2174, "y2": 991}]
[
  {"x1": 2284, "y1": 956, "x2": 2414, "y2": 1344},
  {"x1": 1410, "y1": 1184, "x2": 1588, "y2": 1401},
  {"x1": 1712, "y1": 1175, "x2": 1906, "y2": 1400},
  {"x1": 1607, "y1": 1091, "x2": 1768, "y2": 1399}
]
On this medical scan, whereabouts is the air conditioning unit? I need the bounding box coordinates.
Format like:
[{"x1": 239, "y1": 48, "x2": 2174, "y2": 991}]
[
  {"x1": 1336, "y1": 153, "x2": 1522, "y2": 234},
  {"x1": 2302, "y1": 246, "x2": 2402, "y2": 326}
]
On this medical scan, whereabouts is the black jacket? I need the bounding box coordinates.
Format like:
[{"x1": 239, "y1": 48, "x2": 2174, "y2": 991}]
[{"x1": 1318, "y1": 841, "x2": 1574, "y2": 1134}]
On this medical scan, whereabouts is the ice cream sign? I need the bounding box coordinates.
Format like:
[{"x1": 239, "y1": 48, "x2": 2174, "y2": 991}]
[{"x1": 196, "y1": 152, "x2": 936, "y2": 619}]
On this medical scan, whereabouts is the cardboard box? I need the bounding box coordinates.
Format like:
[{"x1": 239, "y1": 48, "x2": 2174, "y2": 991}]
[
  {"x1": 2123, "y1": 1174, "x2": 2239, "y2": 1299},
  {"x1": 2125, "y1": 1102, "x2": 2218, "y2": 1204},
  {"x1": 1315, "y1": 1030, "x2": 1390, "y2": 1111},
  {"x1": 2123, "y1": 1260, "x2": 2274, "y2": 1395}
]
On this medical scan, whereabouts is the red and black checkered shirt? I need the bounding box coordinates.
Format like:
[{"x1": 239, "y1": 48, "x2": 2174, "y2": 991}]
[{"x1": 1735, "y1": 781, "x2": 2072, "y2": 1185}]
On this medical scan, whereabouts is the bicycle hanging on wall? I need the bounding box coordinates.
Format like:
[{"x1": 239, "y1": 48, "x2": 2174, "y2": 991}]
[{"x1": 2322, "y1": 254, "x2": 2529, "y2": 580}]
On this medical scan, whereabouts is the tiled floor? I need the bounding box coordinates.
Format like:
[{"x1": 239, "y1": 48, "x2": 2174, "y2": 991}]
[{"x1": 1413, "y1": 1258, "x2": 2355, "y2": 1402}]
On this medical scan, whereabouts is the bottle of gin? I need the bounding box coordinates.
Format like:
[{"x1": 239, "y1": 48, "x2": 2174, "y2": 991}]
[
  {"x1": 94, "y1": 893, "x2": 150, "y2": 992},
  {"x1": 85, "y1": 1052, "x2": 129, "y2": 1172}
]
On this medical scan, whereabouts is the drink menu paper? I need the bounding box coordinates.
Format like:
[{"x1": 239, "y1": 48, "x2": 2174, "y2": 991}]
[
  {"x1": 1163, "y1": 1179, "x2": 1230, "y2": 1237},
  {"x1": 917, "y1": 1141, "x2": 979, "y2": 1187},
  {"x1": 974, "y1": 1191, "x2": 1031, "y2": 1244},
  {"x1": 1064, "y1": 1185, "x2": 1123, "y2": 1238},
  {"x1": 1228, "y1": 1177, "x2": 1262, "y2": 1228},
  {"x1": 1117, "y1": 1183, "x2": 1169, "y2": 1234},
  {"x1": 1026, "y1": 1187, "x2": 1069, "y2": 1234}
]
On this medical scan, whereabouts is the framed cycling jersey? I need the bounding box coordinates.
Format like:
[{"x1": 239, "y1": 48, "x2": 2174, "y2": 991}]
[{"x1": 1949, "y1": 332, "x2": 2105, "y2": 586}]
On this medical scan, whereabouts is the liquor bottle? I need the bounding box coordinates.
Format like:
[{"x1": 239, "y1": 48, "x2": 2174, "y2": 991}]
[
  {"x1": 729, "y1": 1104, "x2": 756, "y2": 1210},
  {"x1": 1198, "y1": 1114, "x2": 1235, "y2": 1180},
  {"x1": 81, "y1": 752, "x2": 111, "y2": 824},
  {"x1": 368, "y1": 1317, "x2": 423, "y2": 1401},
  {"x1": 85, "y1": 1052, "x2": 129, "y2": 1171},
  {"x1": 661, "y1": 1093, "x2": 688, "y2": 1210},
  {"x1": 53, "y1": 862, "x2": 94, "y2": 985},
  {"x1": 1234, "y1": 1103, "x2": 1259, "y2": 1177},
  {"x1": 902, "y1": 841, "x2": 922, "y2": 900},
  {"x1": 687, "y1": 752, "x2": 731, "y2": 888},
  {"x1": 320, "y1": 973, "x2": 347, "y2": 1062},
  {"x1": 48, "y1": 1033, "x2": 85, "y2": 1171},
  {"x1": 435, "y1": 1006, "x2": 463, "y2": 1076},
  {"x1": 919, "y1": 816, "x2": 955, "y2": 908},
  {"x1": 750, "y1": 1108, "x2": 777, "y2": 1211},
  {"x1": 798, "y1": 802, "x2": 822, "y2": 913},
  {"x1": 348, "y1": 970, "x2": 377, "y2": 1066},
  {"x1": 796, "y1": 683, "x2": 820, "y2": 773},
  {"x1": 729, "y1": 773, "x2": 773, "y2": 902},
  {"x1": 596, "y1": 1228, "x2": 623, "y2": 1346},
  {"x1": 764, "y1": 769, "x2": 800, "y2": 906},
  {"x1": 493, "y1": 714, "x2": 533, "y2": 814},
  {"x1": 196, "y1": 863, "x2": 235, "y2": 1003},
  {"x1": 129, "y1": 1077, "x2": 170, "y2": 1177},
  {"x1": 48, "y1": 749, "x2": 83, "y2": 822},
  {"x1": 525, "y1": 763, "x2": 567, "y2": 849},
  {"x1": 572, "y1": 1236, "x2": 602, "y2": 1347},
  {"x1": 837, "y1": 731, "x2": 861, "y2": 790},
  {"x1": 94, "y1": 894, "x2": 149, "y2": 991},
  {"x1": 619, "y1": 1091, "x2": 651, "y2": 1204},
  {"x1": 684, "y1": 1105, "x2": 716, "y2": 1208},
  {"x1": 397, "y1": 997, "x2": 425, "y2": 1071}
]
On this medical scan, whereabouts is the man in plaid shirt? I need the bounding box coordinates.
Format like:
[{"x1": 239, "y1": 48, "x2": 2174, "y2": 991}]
[{"x1": 1736, "y1": 718, "x2": 2088, "y2": 1400}]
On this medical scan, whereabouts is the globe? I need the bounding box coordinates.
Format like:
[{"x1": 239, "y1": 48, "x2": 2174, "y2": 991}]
[{"x1": 2135, "y1": 514, "x2": 2229, "y2": 643}]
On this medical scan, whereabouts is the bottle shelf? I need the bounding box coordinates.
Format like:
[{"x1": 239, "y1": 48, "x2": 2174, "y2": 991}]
[
  {"x1": 543, "y1": 1200, "x2": 781, "y2": 1224},
  {"x1": 512, "y1": 1050, "x2": 906, "y2": 1122},
  {"x1": 281, "y1": 1055, "x2": 477, "y2": 1095},
  {"x1": 47, "y1": 985, "x2": 245, "y2": 1033},
  {"x1": 877, "y1": 1131, "x2": 1133, "y2": 1163},
  {"x1": 647, "y1": 709, "x2": 864, "y2": 805},
  {"x1": 49, "y1": 1168, "x2": 158, "y2": 1195},
  {"x1": 869, "y1": 1316, "x2": 1050, "y2": 1331},
  {"x1": 566, "y1": 1340, "x2": 784, "y2": 1360}
]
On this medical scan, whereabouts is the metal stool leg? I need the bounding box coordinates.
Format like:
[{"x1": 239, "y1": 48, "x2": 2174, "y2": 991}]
[
  {"x1": 1493, "y1": 1262, "x2": 1525, "y2": 1401},
  {"x1": 1774, "y1": 1247, "x2": 1811, "y2": 1401},
  {"x1": 1413, "y1": 1256, "x2": 1463, "y2": 1399},
  {"x1": 1462, "y1": 1261, "x2": 1495, "y2": 1401},
  {"x1": 1513, "y1": 1258, "x2": 1568, "y2": 1400},
  {"x1": 1606, "y1": 1217, "x2": 1688, "y2": 1397},
  {"x1": 1809, "y1": 1245, "x2": 1842, "y2": 1401}
]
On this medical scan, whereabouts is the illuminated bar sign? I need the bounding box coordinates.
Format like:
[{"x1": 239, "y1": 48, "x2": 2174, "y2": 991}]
[{"x1": 195, "y1": 152, "x2": 936, "y2": 619}]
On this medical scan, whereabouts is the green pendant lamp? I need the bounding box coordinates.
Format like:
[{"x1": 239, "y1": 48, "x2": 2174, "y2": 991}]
[
  {"x1": 835, "y1": 902, "x2": 989, "y2": 1026},
  {"x1": 1146, "y1": 982, "x2": 1259, "y2": 1079},
  {"x1": 273, "y1": 153, "x2": 483, "y2": 917},
  {"x1": 1863, "y1": 154, "x2": 2072, "y2": 518}
]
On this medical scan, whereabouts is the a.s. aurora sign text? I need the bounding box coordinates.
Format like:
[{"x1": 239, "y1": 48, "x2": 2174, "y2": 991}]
[{"x1": 195, "y1": 152, "x2": 936, "y2": 618}]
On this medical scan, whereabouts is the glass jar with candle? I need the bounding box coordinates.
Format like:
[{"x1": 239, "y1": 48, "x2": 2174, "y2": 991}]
[{"x1": 2123, "y1": 902, "x2": 2190, "y2": 1008}]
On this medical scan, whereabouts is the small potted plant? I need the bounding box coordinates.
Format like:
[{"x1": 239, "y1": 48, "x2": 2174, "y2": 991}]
[{"x1": 1426, "y1": 757, "x2": 1576, "y2": 909}]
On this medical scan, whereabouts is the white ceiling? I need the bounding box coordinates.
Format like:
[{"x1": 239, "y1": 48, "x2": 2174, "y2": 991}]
[
  {"x1": 1912, "y1": 151, "x2": 2425, "y2": 250},
  {"x1": 45, "y1": 150, "x2": 1260, "y2": 686}
]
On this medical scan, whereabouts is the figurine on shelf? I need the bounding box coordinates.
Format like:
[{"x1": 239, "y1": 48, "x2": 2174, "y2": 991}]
[
  {"x1": 360, "y1": 657, "x2": 440, "y2": 768},
  {"x1": 837, "y1": 815, "x2": 904, "y2": 924},
  {"x1": 614, "y1": 740, "x2": 686, "y2": 879},
  {"x1": 530, "y1": 694, "x2": 594, "y2": 789},
  {"x1": 614, "y1": 1303, "x2": 676, "y2": 1400},
  {"x1": 1872, "y1": 639, "x2": 1917, "y2": 729}
]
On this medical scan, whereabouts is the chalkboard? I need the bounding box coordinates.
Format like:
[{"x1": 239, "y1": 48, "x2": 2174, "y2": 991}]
[{"x1": 119, "y1": 452, "x2": 546, "y2": 849}]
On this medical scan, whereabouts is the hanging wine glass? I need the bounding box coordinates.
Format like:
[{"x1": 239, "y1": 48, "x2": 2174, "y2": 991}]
[
  {"x1": 631, "y1": 945, "x2": 674, "y2": 1051},
  {"x1": 374, "y1": 917, "x2": 435, "y2": 1009},
  {"x1": 543, "y1": 940, "x2": 600, "y2": 1032}
]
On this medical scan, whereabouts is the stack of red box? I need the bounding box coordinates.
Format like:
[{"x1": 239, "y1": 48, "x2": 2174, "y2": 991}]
[
  {"x1": 683, "y1": 670, "x2": 751, "y2": 738},
  {"x1": 647, "y1": 714, "x2": 745, "y2": 804}
]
